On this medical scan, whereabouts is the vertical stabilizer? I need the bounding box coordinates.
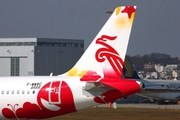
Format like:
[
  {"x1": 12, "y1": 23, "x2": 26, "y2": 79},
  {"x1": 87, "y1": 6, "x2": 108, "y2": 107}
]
[
  {"x1": 123, "y1": 56, "x2": 141, "y2": 79},
  {"x1": 62, "y1": 6, "x2": 137, "y2": 80}
]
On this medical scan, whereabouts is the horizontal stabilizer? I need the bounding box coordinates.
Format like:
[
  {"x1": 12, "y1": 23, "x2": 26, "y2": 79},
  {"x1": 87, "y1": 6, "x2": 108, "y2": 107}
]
[{"x1": 82, "y1": 78, "x2": 143, "y2": 97}]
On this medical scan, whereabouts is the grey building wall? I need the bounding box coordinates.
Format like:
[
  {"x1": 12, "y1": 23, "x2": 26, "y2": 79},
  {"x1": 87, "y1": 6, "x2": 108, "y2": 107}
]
[
  {"x1": 34, "y1": 38, "x2": 83, "y2": 76},
  {"x1": 0, "y1": 58, "x2": 10, "y2": 76},
  {"x1": 0, "y1": 38, "x2": 84, "y2": 76},
  {"x1": 0, "y1": 38, "x2": 35, "y2": 76}
]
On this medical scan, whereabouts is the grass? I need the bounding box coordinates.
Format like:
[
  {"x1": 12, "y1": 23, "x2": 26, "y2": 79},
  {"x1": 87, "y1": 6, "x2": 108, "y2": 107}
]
[{"x1": 47, "y1": 107, "x2": 180, "y2": 120}]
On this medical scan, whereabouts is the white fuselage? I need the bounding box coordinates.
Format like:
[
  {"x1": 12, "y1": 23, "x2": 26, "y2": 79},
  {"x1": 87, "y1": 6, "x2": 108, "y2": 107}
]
[
  {"x1": 0, "y1": 76, "x2": 97, "y2": 119},
  {"x1": 0, "y1": 76, "x2": 142, "y2": 119},
  {"x1": 136, "y1": 79, "x2": 180, "y2": 101}
]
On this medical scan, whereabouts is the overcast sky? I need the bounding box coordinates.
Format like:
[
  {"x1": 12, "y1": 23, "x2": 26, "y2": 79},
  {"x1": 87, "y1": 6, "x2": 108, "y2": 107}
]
[{"x1": 0, "y1": 0, "x2": 180, "y2": 57}]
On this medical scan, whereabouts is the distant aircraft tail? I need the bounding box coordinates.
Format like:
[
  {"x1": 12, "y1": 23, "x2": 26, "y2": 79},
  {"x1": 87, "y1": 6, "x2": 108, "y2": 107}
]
[
  {"x1": 62, "y1": 6, "x2": 137, "y2": 81},
  {"x1": 123, "y1": 56, "x2": 141, "y2": 79}
]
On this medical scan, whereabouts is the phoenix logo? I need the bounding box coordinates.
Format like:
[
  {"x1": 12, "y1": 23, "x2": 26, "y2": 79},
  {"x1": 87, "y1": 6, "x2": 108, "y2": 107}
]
[{"x1": 95, "y1": 35, "x2": 124, "y2": 78}]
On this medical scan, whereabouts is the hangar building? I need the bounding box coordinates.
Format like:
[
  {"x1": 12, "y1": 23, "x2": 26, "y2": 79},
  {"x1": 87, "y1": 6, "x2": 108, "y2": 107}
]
[{"x1": 0, "y1": 38, "x2": 84, "y2": 76}]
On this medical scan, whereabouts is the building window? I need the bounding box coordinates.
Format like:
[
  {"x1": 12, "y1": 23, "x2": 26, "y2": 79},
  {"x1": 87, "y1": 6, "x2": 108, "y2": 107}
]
[
  {"x1": 0, "y1": 42, "x2": 83, "y2": 47},
  {"x1": 11, "y1": 57, "x2": 20, "y2": 76},
  {"x1": 37, "y1": 42, "x2": 83, "y2": 48},
  {"x1": 0, "y1": 42, "x2": 36, "y2": 46}
]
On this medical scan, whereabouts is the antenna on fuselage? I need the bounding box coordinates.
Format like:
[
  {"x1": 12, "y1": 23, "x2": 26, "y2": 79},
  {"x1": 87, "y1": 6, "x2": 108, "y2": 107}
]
[{"x1": 50, "y1": 73, "x2": 53, "y2": 76}]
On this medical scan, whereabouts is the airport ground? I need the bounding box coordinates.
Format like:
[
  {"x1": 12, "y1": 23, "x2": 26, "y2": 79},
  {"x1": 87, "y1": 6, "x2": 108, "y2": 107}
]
[{"x1": 47, "y1": 104, "x2": 180, "y2": 120}]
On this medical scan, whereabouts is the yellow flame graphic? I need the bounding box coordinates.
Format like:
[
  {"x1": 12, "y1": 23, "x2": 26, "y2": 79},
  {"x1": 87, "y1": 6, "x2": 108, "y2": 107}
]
[
  {"x1": 67, "y1": 67, "x2": 78, "y2": 76},
  {"x1": 114, "y1": 16, "x2": 130, "y2": 29},
  {"x1": 66, "y1": 67, "x2": 88, "y2": 77},
  {"x1": 128, "y1": 12, "x2": 135, "y2": 23},
  {"x1": 113, "y1": 6, "x2": 135, "y2": 30},
  {"x1": 78, "y1": 70, "x2": 88, "y2": 77},
  {"x1": 115, "y1": 7, "x2": 121, "y2": 16}
]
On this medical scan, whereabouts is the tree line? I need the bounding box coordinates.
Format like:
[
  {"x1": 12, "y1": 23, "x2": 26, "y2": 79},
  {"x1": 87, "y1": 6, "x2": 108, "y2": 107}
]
[{"x1": 127, "y1": 53, "x2": 180, "y2": 71}]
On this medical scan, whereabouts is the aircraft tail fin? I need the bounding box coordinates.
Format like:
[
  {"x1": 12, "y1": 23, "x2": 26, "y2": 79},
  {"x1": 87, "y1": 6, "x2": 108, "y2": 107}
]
[
  {"x1": 61, "y1": 6, "x2": 137, "y2": 81},
  {"x1": 123, "y1": 56, "x2": 141, "y2": 79}
]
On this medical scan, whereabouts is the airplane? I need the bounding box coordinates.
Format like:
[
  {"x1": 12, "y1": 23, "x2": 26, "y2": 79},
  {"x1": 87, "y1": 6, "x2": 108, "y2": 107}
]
[
  {"x1": 0, "y1": 6, "x2": 144, "y2": 119},
  {"x1": 123, "y1": 56, "x2": 180, "y2": 104}
]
